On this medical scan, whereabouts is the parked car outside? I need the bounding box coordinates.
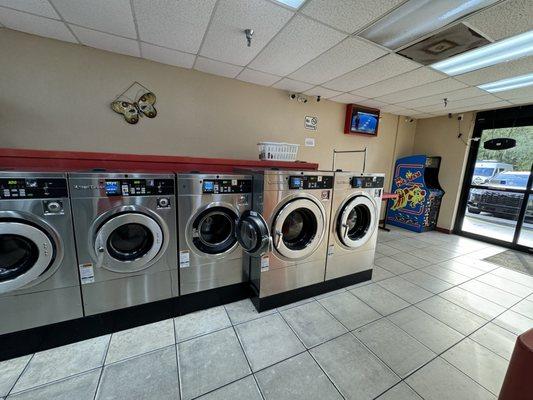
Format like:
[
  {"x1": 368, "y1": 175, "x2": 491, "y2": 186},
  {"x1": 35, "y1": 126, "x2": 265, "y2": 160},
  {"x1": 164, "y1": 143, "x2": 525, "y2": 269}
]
[{"x1": 472, "y1": 160, "x2": 513, "y2": 185}]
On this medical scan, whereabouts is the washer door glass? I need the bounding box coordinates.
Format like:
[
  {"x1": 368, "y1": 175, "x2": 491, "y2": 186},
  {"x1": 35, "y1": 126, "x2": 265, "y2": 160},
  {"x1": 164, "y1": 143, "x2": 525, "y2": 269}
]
[
  {"x1": 95, "y1": 213, "x2": 164, "y2": 273},
  {"x1": 192, "y1": 207, "x2": 238, "y2": 255},
  {"x1": 0, "y1": 221, "x2": 54, "y2": 293},
  {"x1": 337, "y1": 195, "x2": 376, "y2": 248},
  {"x1": 273, "y1": 198, "x2": 325, "y2": 259}
]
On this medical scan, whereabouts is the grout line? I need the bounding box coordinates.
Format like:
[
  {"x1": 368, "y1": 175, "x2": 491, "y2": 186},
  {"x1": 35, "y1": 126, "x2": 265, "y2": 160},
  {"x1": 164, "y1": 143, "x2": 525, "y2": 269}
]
[
  {"x1": 6, "y1": 353, "x2": 35, "y2": 397},
  {"x1": 92, "y1": 334, "x2": 112, "y2": 400}
]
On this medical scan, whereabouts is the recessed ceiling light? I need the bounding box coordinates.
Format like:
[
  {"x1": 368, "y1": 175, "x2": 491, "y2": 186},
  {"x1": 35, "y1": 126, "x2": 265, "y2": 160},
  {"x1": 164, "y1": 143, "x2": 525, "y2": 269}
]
[
  {"x1": 432, "y1": 30, "x2": 533, "y2": 75},
  {"x1": 478, "y1": 72, "x2": 533, "y2": 93},
  {"x1": 360, "y1": 0, "x2": 498, "y2": 50},
  {"x1": 273, "y1": 0, "x2": 306, "y2": 9}
]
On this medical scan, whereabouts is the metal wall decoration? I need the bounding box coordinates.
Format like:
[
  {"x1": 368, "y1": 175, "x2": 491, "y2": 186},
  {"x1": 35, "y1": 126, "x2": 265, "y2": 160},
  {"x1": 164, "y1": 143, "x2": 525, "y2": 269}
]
[{"x1": 111, "y1": 81, "x2": 157, "y2": 125}]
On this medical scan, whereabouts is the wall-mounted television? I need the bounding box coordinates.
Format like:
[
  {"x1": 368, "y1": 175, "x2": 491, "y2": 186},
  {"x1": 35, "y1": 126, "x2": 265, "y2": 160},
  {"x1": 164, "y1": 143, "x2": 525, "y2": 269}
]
[{"x1": 344, "y1": 104, "x2": 380, "y2": 136}]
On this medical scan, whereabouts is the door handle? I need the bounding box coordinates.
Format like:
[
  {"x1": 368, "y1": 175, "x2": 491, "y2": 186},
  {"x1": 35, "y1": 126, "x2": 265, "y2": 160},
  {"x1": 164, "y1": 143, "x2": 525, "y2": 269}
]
[
  {"x1": 342, "y1": 223, "x2": 349, "y2": 238},
  {"x1": 267, "y1": 235, "x2": 273, "y2": 253},
  {"x1": 274, "y1": 229, "x2": 283, "y2": 248},
  {"x1": 95, "y1": 245, "x2": 105, "y2": 268}
]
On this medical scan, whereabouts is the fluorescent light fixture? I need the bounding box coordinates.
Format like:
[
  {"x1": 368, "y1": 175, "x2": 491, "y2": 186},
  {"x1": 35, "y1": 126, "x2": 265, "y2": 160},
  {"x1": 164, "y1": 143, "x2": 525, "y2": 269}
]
[
  {"x1": 432, "y1": 30, "x2": 533, "y2": 75},
  {"x1": 478, "y1": 72, "x2": 533, "y2": 93},
  {"x1": 360, "y1": 0, "x2": 498, "y2": 50},
  {"x1": 273, "y1": 0, "x2": 306, "y2": 9}
]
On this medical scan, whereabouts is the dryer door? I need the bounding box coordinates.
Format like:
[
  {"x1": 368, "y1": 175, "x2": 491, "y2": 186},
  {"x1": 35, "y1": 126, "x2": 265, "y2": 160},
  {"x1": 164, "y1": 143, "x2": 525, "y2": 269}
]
[
  {"x1": 94, "y1": 212, "x2": 164, "y2": 273},
  {"x1": 0, "y1": 221, "x2": 54, "y2": 294},
  {"x1": 236, "y1": 210, "x2": 271, "y2": 257},
  {"x1": 272, "y1": 198, "x2": 325, "y2": 259},
  {"x1": 337, "y1": 194, "x2": 377, "y2": 249}
]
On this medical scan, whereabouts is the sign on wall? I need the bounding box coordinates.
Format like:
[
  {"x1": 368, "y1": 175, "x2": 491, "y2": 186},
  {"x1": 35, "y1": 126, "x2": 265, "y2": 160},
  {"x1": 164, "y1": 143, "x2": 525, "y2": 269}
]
[{"x1": 305, "y1": 116, "x2": 318, "y2": 131}]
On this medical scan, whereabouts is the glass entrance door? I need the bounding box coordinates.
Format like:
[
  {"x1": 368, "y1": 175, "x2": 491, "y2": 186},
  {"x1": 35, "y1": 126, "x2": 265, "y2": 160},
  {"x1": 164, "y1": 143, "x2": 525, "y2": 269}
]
[{"x1": 456, "y1": 107, "x2": 533, "y2": 252}]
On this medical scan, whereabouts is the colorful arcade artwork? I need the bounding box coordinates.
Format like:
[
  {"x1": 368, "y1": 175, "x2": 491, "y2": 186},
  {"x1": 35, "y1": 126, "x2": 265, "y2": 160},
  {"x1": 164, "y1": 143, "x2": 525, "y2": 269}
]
[{"x1": 387, "y1": 155, "x2": 445, "y2": 233}]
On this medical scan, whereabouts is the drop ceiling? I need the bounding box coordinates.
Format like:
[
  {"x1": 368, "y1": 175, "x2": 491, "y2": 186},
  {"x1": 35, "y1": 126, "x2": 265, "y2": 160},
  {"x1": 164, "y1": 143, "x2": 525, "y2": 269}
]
[{"x1": 0, "y1": 0, "x2": 532, "y2": 119}]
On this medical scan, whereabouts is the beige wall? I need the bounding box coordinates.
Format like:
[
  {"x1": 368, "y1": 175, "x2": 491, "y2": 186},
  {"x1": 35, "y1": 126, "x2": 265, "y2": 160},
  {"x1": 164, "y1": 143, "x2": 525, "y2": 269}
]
[
  {"x1": 0, "y1": 29, "x2": 414, "y2": 194},
  {"x1": 413, "y1": 113, "x2": 476, "y2": 230}
]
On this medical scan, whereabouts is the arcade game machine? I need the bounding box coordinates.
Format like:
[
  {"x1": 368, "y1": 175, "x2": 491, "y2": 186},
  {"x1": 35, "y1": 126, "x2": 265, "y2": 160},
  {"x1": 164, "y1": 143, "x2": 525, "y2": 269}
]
[{"x1": 386, "y1": 155, "x2": 445, "y2": 233}]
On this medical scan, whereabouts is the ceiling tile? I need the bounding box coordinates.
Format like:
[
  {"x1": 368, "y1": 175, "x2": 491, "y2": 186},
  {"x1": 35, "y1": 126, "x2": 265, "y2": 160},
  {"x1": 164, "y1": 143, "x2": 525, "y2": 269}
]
[
  {"x1": 0, "y1": 0, "x2": 58, "y2": 19},
  {"x1": 71, "y1": 25, "x2": 139, "y2": 57},
  {"x1": 329, "y1": 93, "x2": 368, "y2": 104},
  {"x1": 379, "y1": 104, "x2": 417, "y2": 115},
  {"x1": 133, "y1": 0, "x2": 217, "y2": 53},
  {"x1": 509, "y1": 95, "x2": 533, "y2": 105},
  {"x1": 323, "y1": 54, "x2": 420, "y2": 92},
  {"x1": 140, "y1": 42, "x2": 195, "y2": 68},
  {"x1": 375, "y1": 78, "x2": 468, "y2": 103},
  {"x1": 303, "y1": 86, "x2": 343, "y2": 99},
  {"x1": 351, "y1": 67, "x2": 447, "y2": 98},
  {"x1": 358, "y1": 99, "x2": 389, "y2": 109},
  {"x1": 200, "y1": 0, "x2": 292, "y2": 66},
  {"x1": 248, "y1": 15, "x2": 346, "y2": 76},
  {"x1": 411, "y1": 113, "x2": 435, "y2": 119},
  {"x1": 301, "y1": 0, "x2": 404, "y2": 33},
  {"x1": 0, "y1": 7, "x2": 75, "y2": 42},
  {"x1": 416, "y1": 95, "x2": 502, "y2": 113},
  {"x1": 272, "y1": 78, "x2": 314, "y2": 92},
  {"x1": 433, "y1": 100, "x2": 512, "y2": 114},
  {"x1": 288, "y1": 37, "x2": 387, "y2": 85},
  {"x1": 492, "y1": 85, "x2": 533, "y2": 100},
  {"x1": 51, "y1": 0, "x2": 136, "y2": 38},
  {"x1": 455, "y1": 55, "x2": 533, "y2": 86},
  {"x1": 465, "y1": 0, "x2": 533, "y2": 41},
  {"x1": 236, "y1": 68, "x2": 281, "y2": 86},
  {"x1": 195, "y1": 57, "x2": 243, "y2": 78},
  {"x1": 398, "y1": 87, "x2": 488, "y2": 108}
]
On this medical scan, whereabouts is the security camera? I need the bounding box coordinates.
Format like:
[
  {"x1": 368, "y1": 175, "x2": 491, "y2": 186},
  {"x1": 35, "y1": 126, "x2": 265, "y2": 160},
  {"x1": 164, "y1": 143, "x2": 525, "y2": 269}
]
[
  {"x1": 297, "y1": 95, "x2": 308, "y2": 103},
  {"x1": 289, "y1": 93, "x2": 297, "y2": 100},
  {"x1": 317, "y1": 96, "x2": 321, "y2": 102}
]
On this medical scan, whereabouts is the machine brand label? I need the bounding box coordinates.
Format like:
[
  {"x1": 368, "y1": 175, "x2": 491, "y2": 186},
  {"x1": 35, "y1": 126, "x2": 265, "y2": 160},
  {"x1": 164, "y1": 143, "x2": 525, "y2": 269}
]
[
  {"x1": 327, "y1": 244, "x2": 334, "y2": 256},
  {"x1": 321, "y1": 190, "x2": 330, "y2": 201},
  {"x1": 260, "y1": 255, "x2": 269, "y2": 272},
  {"x1": 179, "y1": 251, "x2": 190, "y2": 268},
  {"x1": 79, "y1": 263, "x2": 95, "y2": 284}
]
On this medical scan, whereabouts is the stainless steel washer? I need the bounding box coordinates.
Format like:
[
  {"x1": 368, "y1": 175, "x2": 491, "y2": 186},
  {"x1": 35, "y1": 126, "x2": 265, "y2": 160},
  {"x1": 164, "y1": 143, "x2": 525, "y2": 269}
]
[
  {"x1": 325, "y1": 172, "x2": 384, "y2": 280},
  {"x1": 69, "y1": 172, "x2": 177, "y2": 315},
  {"x1": 0, "y1": 172, "x2": 82, "y2": 335}
]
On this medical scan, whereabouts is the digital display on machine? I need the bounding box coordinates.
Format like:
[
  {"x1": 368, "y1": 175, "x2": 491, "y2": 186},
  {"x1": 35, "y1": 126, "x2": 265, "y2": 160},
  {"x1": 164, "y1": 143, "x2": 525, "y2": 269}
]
[
  {"x1": 105, "y1": 181, "x2": 120, "y2": 196},
  {"x1": 104, "y1": 179, "x2": 174, "y2": 197},
  {"x1": 202, "y1": 179, "x2": 252, "y2": 194},
  {"x1": 289, "y1": 175, "x2": 333, "y2": 190},
  {"x1": 350, "y1": 176, "x2": 384, "y2": 189},
  {"x1": 0, "y1": 178, "x2": 68, "y2": 199}
]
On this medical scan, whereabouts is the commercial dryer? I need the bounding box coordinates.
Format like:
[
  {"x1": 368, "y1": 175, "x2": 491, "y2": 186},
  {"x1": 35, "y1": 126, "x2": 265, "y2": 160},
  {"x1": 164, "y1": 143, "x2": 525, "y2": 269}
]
[
  {"x1": 325, "y1": 172, "x2": 384, "y2": 281},
  {"x1": 0, "y1": 171, "x2": 83, "y2": 335},
  {"x1": 69, "y1": 172, "x2": 177, "y2": 315}
]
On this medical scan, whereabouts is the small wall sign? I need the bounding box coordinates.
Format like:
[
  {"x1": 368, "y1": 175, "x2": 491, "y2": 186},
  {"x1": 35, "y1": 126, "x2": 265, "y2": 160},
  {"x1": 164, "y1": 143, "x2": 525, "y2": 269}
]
[
  {"x1": 305, "y1": 115, "x2": 318, "y2": 131},
  {"x1": 304, "y1": 138, "x2": 315, "y2": 147}
]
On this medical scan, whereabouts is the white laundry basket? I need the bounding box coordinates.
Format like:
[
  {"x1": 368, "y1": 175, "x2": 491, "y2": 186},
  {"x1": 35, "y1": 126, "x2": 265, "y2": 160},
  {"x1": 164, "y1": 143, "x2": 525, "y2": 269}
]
[{"x1": 258, "y1": 142, "x2": 299, "y2": 161}]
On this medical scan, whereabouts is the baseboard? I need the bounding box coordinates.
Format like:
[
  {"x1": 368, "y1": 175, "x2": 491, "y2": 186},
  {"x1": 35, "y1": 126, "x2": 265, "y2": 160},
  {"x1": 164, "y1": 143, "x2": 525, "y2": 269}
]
[{"x1": 435, "y1": 226, "x2": 452, "y2": 234}]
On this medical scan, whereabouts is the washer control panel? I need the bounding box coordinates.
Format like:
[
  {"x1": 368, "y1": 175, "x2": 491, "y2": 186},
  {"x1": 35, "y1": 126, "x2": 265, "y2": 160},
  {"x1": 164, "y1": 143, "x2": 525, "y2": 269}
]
[
  {"x1": 0, "y1": 178, "x2": 68, "y2": 199},
  {"x1": 289, "y1": 175, "x2": 333, "y2": 190},
  {"x1": 350, "y1": 176, "x2": 385, "y2": 189},
  {"x1": 202, "y1": 179, "x2": 252, "y2": 194},
  {"x1": 105, "y1": 179, "x2": 174, "y2": 196}
]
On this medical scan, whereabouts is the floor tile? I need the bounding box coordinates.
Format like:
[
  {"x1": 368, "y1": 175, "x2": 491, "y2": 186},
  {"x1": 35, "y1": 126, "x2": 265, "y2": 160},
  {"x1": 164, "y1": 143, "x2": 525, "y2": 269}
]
[
  {"x1": 310, "y1": 334, "x2": 400, "y2": 400},
  {"x1": 371, "y1": 266, "x2": 395, "y2": 282},
  {"x1": 390, "y1": 252, "x2": 433, "y2": 268},
  {"x1": 96, "y1": 347, "x2": 179, "y2": 400},
  {"x1": 386, "y1": 238, "x2": 430, "y2": 250},
  {"x1": 280, "y1": 301, "x2": 346, "y2": 348},
  {"x1": 460, "y1": 280, "x2": 521, "y2": 308},
  {"x1": 276, "y1": 297, "x2": 315, "y2": 312},
  {"x1": 470, "y1": 323, "x2": 517, "y2": 361},
  {"x1": 255, "y1": 352, "x2": 342, "y2": 400},
  {"x1": 409, "y1": 248, "x2": 459, "y2": 263},
  {"x1": 178, "y1": 327, "x2": 250, "y2": 400},
  {"x1": 174, "y1": 306, "x2": 231, "y2": 342},
  {"x1": 0, "y1": 355, "x2": 31, "y2": 397},
  {"x1": 477, "y1": 274, "x2": 533, "y2": 297},
  {"x1": 224, "y1": 299, "x2": 276, "y2": 325},
  {"x1": 376, "y1": 243, "x2": 403, "y2": 256},
  {"x1": 401, "y1": 270, "x2": 453, "y2": 293},
  {"x1": 350, "y1": 283, "x2": 409, "y2": 316},
  {"x1": 491, "y1": 267, "x2": 533, "y2": 289},
  {"x1": 440, "y1": 287, "x2": 506, "y2": 320},
  {"x1": 318, "y1": 291, "x2": 381, "y2": 330},
  {"x1": 8, "y1": 369, "x2": 100, "y2": 400},
  {"x1": 196, "y1": 375, "x2": 262, "y2": 400},
  {"x1": 374, "y1": 257, "x2": 415, "y2": 275},
  {"x1": 376, "y1": 382, "x2": 423, "y2": 400},
  {"x1": 453, "y1": 256, "x2": 498, "y2": 272},
  {"x1": 511, "y1": 299, "x2": 533, "y2": 319},
  {"x1": 377, "y1": 277, "x2": 433, "y2": 304},
  {"x1": 416, "y1": 296, "x2": 487, "y2": 335},
  {"x1": 314, "y1": 288, "x2": 346, "y2": 300},
  {"x1": 235, "y1": 314, "x2": 304, "y2": 372},
  {"x1": 437, "y1": 261, "x2": 485, "y2": 278},
  {"x1": 12, "y1": 335, "x2": 109, "y2": 393},
  {"x1": 493, "y1": 310, "x2": 533, "y2": 335},
  {"x1": 388, "y1": 307, "x2": 464, "y2": 353},
  {"x1": 106, "y1": 319, "x2": 175, "y2": 364},
  {"x1": 354, "y1": 319, "x2": 435, "y2": 378},
  {"x1": 421, "y1": 265, "x2": 471, "y2": 285},
  {"x1": 442, "y1": 338, "x2": 508, "y2": 396}
]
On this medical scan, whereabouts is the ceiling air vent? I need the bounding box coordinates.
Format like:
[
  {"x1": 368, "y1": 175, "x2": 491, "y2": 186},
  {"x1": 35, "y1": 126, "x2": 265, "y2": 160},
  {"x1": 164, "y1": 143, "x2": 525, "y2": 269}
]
[{"x1": 398, "y1": 23, "x2": 490, "y2": 65}]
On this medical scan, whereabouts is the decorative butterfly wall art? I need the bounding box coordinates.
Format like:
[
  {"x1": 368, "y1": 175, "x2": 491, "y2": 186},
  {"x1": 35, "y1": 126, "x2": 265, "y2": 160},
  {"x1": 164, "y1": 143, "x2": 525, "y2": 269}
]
[{"x1": 110, "y1": 82, "x2": 158, "y2": 125}]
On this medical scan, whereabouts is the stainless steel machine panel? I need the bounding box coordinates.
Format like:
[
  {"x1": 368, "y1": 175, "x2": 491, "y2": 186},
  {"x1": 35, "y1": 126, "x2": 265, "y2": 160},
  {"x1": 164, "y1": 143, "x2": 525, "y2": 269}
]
[{"x1": 325, "y1": 172, "x2": 384, "y2": 280}]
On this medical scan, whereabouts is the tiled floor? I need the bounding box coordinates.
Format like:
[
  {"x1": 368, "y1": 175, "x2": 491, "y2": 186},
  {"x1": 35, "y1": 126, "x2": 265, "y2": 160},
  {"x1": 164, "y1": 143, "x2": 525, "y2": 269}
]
[{"x1": 2, "y1": 227, "x2": 533, "y2": 400}]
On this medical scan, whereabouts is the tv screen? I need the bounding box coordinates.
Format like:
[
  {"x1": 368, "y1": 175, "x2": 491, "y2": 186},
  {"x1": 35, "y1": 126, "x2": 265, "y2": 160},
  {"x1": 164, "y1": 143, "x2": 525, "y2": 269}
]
[{"x1": 351, "y1": 111, "x2": 378, "y2": 134}]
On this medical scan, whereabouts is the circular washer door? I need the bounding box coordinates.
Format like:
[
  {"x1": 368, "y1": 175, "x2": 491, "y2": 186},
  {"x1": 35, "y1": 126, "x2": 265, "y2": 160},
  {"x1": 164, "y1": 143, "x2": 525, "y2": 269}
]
[
  {"x1": 94, "y1": 213, "x2": 163, "y2": 273},
  {"x1": 0, "y1": 221, "x2": 54, "y2": 294},
  {"x1": 337, "y1": 195, "x2": 376, "y2": 249},
  {"x1": 273, "y1": 198, "x2": 325, "y2": 259},
  {"x1": 236, "y1": 210, "x2": 270, "y2": 256},
  {"x1": 192, "y1": 207, "x2": 238, "y2": 255}
]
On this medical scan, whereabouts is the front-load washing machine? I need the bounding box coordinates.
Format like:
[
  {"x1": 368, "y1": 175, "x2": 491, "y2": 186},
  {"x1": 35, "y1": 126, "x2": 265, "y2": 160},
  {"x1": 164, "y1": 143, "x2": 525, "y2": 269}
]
[
  {"x1": 242, "y1": 170, "x2": 334, "y2": 310},
  {"x1": 0, "y1": 171, "x2": 83, "y2": 335},
  {"x1": 325, "y1": 172, "x2": 384, "y2": 281},
  {"x1": 69, "y1": 172, "x2": 177, "y2": 315},
  {"x1": 176, "y1": 173, "x2": 269, "y2": 295}
]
